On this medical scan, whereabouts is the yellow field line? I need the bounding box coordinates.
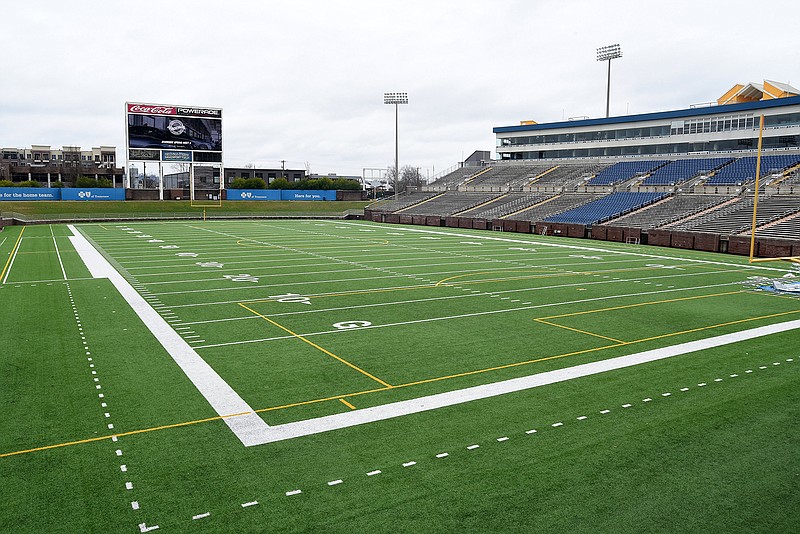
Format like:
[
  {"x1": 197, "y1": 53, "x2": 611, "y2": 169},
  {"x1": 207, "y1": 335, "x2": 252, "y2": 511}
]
[
  {"x1": 435, "y1": 269, "x2": 555, "y2": 287},
  {"x1": 536, "y1": 290, "x2": 744, "y2": 321},
  {"x1": 4, "y1": 305, "x2": 798, "y2": 460},
  {"x1": 339, "y1": 399, "x2": 357, "y2": 410},
  {"x1": 613, "y1": 309, "x2": 800, "y2": 346},
  {"x1": 0, "y1": 226, "x2": 25, "y2": 283},
  {"x1": 239, "y1": 303, "x2": 393, "y2": 388},
  {"x1": 252, "y1": 386, "x2": 389, "y2": 414},
  {"x1": 534, "y1": 318, "x2": 626, "y2": 343},
  {"x1": 0, "y1": 411, "x2": 249, "y2": 459}
]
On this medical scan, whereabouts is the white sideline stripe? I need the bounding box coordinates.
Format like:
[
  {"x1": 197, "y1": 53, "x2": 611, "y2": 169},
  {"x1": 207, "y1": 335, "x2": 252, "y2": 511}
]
[
  {"x1": 50, "y1": 225, "x2": 67, "y2": 280},
  {"x1": 243, "y1": 318, "x2": 800, "y2": 445},
  {"x1": 67, "y1": 225, "x2": 270, "y2": 446},
  {"x1": 2, "y1": 233, "x2": 23, "y2": 284}
]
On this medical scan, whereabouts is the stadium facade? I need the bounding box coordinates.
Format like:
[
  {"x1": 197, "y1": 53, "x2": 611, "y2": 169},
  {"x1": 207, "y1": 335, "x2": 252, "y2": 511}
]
[
  {"x1": 1, "y1": 145, "x2": 122, "y2": 186},
  {"x1": 493, "y1": 81, "x2": 800, "y2": 162}
]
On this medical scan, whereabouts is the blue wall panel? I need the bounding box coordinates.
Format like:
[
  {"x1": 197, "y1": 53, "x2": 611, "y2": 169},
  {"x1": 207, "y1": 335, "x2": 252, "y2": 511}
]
[
  {"x1": 0, "y1": 188, "x2": 61, "y2": 201},
  {"x1": 61, "y1": 188, "x2": 126, "y2": 201}
]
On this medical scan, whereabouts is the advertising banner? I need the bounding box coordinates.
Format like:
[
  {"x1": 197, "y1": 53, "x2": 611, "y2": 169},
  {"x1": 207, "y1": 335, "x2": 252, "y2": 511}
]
[
  {"x1": 129, "y1": 149, "x2": 160, "y2": 161},
  {"x1": 280, "y1": 190, "x2": 337, "y2": 201},
  {"x1": 228, "y1": 189, "x2": 281, "y2": 201},
  {"x1": 61, "y1": 188, "x2": 126, "y2": 201},
  {"x1": 162, "y1": 150, "x2": 193, "y2": 162},
  {"x1": 227, "y1": 189, "x2": 338, "y2": 201},
  {"x1": 126, "y1": 102, "x2": 222, "y2": 154},
  {"x1": 0, "y1": 188, "x2": 61, "y2": 201}
]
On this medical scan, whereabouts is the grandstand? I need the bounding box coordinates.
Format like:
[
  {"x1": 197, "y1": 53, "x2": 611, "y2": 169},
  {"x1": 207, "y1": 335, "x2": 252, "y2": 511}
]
[
  {"x1": 526, "y1": 163, "x2": 610, "y2": 191},
  {"x1": 461, "y1": 164, "x2": 554, "y2": 190},
  {"x1": 704, "y1": 155, "x2": 800, "y2": 185},
  {"x1": 586, "y1": 161, "x2": 669, "y2": 186},
  {"x1": 427, "y1": 167, "x2": 481, "y2": 190},
  {"x1": 457, "y1": 192, "x2": 557, "y2": 219},
  {"x1": 607, "y1": 194, "x2": 730, "y2": 229},
  {"x1": 506, "y1": 193, "x2": 602, "y2": 222},
  {"x1": 669, "y1": 195, "x2": 800, "y2": 235},
  {"x1": 543, "y1": 191, "x2": 667, "y2": 225},
  {"x1": 369, "y1": 191, "x2": 439, "y2": 212},
  {"x1": 398, "y1": 191, "x2": 502, "y2": 216},
  {"x1": 641, "y1": 158, "x2": 733, "y2": 186},
  {"x1": 751, "y1": 212, "x2": 800, "y2": 238}
]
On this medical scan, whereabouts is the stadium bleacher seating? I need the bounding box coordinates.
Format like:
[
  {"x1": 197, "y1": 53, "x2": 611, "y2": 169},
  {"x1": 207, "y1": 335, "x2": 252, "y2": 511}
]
[
  {"x1": 642, "y1": 158, "x2": 733, "y2": 186},
  {"x1": 753, "y1": 214, "x2": 800, "y2": 238},
  {"x1": 544, "y1": 191, "x2": 667, "y2": 225},
  {"x1": 369, "y1": 191, "x2": 439, "y2": 212},
  {"x1": 527, "y1": 163, "x2": 610, "y2": 190},
  {"x1": 458, "y1": 192, "x2": 557, "y2": 219},
  {"x1": 399, "y1": 191, "x2": 503, "y2": 216},
  {"x1": 587, "y1": 160, "x2": 669, "y2": 186},
  {"x1": 670, "y1": 195, "x2": 800, "y2": 235},
  {"x1": 465, "y1": 165, "x2": 554, "y2": 189},
  {"x1": 705, "y1": 155, "x2": 800, "y2": 185},
  {"x1": 608, "y1": 194, "x2": 730, "y2": 229},
  {"x1": 511, "y1": 193, "x2": 602, "y2": 222},
  {"x1": 374, "y1": 154, "x2": 799, "y2": 242},
  {"x1": 427, "y1": 167, "x2": 481, "y2": 189}
]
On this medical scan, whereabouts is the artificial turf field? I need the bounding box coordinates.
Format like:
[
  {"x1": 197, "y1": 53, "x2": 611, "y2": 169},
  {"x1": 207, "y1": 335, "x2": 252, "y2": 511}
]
[{"x1": 0, "y1": 219, "x2": 798, "y2": 533}]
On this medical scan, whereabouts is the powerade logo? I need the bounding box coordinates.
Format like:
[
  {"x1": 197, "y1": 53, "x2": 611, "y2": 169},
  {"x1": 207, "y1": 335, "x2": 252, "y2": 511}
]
[{"x1": 78, "y1": 191, "x2": 92, "y2": 199}]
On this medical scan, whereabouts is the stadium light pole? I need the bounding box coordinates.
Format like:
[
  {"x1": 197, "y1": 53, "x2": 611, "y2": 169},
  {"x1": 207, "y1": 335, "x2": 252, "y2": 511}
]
[
  {"x1": 596, "y1": 44, "x2": 622, "y2": 118},
  {"x1": 384, "y1": 92, "x2": 408, "y2": 192}
]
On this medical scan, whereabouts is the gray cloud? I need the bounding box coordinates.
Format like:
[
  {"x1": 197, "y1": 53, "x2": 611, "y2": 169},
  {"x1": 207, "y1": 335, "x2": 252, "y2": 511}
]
[{"x1": 1, "y1": 0, "x2": 797, "y2": 178}]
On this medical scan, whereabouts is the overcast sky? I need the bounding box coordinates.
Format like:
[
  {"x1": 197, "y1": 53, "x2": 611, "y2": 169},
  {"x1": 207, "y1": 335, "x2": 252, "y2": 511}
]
[{"x1": 1, "y1": 0, "x2": 797, "y2": 179}]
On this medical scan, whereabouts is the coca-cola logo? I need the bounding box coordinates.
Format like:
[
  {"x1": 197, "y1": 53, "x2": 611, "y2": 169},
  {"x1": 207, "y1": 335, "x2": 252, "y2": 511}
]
[{"x1": 127, "y1": 104, "x2": 176, "y2": 115}]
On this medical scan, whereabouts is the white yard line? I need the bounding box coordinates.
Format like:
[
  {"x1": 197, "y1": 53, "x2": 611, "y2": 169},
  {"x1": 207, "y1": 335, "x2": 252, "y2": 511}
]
[
  {"x1": 248, "y1": 318, "x2": 800, "y2": 445},
  {"x1": 336, "y1": 221, "x2": 790, "y2": 273},
  {"x1": 0, "y1": 237, "x2": 7, "y2": 249},
  {"x1": 197, "y1": 280, "x2": 745, "y2": 349},
  {"x1": 2, "y1": 234, "x2": 23, "y2": 284},
  {"x1": 50, "y1": 225, "x2": 67, "y2": 280},
  {"x1": 67, "y1": 225, "x2": 270, "y2": 446}
]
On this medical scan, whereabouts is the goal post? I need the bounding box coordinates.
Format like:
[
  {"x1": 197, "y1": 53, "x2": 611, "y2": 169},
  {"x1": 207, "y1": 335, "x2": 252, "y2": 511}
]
[{"x1": 748, "y1": 114, "x2": 800, "y2": 265}]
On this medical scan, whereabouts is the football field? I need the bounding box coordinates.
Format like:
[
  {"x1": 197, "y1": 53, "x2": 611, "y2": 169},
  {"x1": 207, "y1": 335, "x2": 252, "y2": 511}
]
[{"x1": 1, "y1": 220, "x2": 798, "y2": 532}]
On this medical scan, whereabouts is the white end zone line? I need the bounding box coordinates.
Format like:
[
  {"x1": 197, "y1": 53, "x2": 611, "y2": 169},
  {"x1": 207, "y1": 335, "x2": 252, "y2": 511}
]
[
  {"x1": 67, "y1": 225, "x2": 270, "y2": 446},
  {"x1": 246, "y1": 317, "x2": 800, "y2": 445}
]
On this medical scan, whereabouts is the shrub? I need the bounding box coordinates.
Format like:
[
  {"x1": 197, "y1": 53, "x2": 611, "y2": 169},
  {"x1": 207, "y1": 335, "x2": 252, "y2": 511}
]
[
  {"x1": 0, "y1": 180, "x2": 14, "y2": 188},
  {"x1": 268, "y1": 177, "x2": 291, "y2": 190},
  {"x1": 244, "y1": 177, "x2": 266, "y2": 189},
  {"x1": 230, "y1": 177, "x2": 266, "y2": 189},
  {"x1": 75, "y1": 176, "x2": 113, "y2": 188},
  {"x1": 51, "y1": 181, "x2": 65, "y2": 188},
  {"x1": 16, "y1": 180, "x2": 41, "y2": 188}
]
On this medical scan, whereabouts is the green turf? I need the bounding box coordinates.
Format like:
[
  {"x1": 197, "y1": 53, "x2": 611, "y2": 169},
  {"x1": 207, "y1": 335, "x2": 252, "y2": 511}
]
[
  {"x1": 0, "y1": 200, "x2": 369, "y2": 218},
  {"x1": 0, "y1": 220, "x2": 798, "y2": 532}
]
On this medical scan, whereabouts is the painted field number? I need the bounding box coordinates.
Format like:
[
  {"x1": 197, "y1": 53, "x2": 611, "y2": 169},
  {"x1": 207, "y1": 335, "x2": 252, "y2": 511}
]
[
  {"x1": 224, "y1": 273, "x2": 259, "y2": 283},
  {"x1": 333, "y1": 321, "x2": 372, "y2": 330},
  {"x1": 269, "y1": 293, "x2": 311, "y2": 305}
]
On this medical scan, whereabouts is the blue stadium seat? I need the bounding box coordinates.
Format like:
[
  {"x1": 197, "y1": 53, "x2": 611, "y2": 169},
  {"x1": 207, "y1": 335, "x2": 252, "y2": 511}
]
[
  {"x1": 587, "y1": 160, "x2": 669, "y2": 185},
  {"x1": 642, "y1": 158, "x2": 733, "y2": 186},
  {"x1": 705, "y1": 155, "x2": 800, "y2": 185},
  {"x1": 544, "y1": 192, "x2": 668, "y2": 225}
]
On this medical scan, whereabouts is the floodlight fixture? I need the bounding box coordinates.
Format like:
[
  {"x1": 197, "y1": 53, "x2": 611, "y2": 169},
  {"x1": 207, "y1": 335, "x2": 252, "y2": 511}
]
[
  {"x1": 384, "y1": 92, "x2": 408, "y2": 105},
  {"x1": 596, "y1": 44, "x2": 622, "y2": 118},
  {"x1": 384, "y1": 92, "x2": 409, "y2": 190},
  {"x1": 596, "y1": 44, "x2": 622, "y2": 62}
]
